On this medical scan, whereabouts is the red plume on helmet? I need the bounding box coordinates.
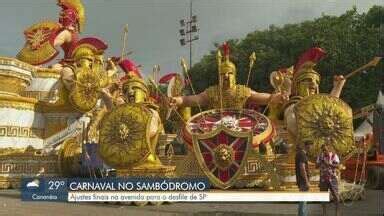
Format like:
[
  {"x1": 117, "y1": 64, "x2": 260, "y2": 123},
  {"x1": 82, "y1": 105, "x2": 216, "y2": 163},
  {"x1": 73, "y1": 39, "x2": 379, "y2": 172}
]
[
  {"x1": 67, "y1": 37, "x2": 108, "y2": 58},
  {"x1": 117, "y1": 58, "x2": 142, "y2": 82},
  {"x1": 58, "y1": 0, "x2": 79, "y2": 30},
  {"x1": 57, "y1": 0, "x2": 85, "y2": 32},
  {"x1": 222, "y1": 42, "x2": 230, "y2": 59},
  {"x1": 159, "y1": 73, "x2": 178, "y2": 84},
  {"x1": 294, "y1": 47, "x2": 326, "y2": 73}
]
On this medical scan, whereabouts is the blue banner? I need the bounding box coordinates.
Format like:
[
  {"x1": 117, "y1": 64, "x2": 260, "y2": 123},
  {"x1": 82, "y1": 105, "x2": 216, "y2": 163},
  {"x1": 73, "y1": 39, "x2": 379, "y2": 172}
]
[{"x1": 21, "y1": 177, "x2": 210, "y2": 201}]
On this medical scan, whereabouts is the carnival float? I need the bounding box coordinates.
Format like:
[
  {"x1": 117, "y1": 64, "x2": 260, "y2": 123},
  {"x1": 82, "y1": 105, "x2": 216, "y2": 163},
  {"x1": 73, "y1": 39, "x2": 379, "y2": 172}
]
[{"x1": 0, "y1": 0, "x2": 382, "y2": 204}]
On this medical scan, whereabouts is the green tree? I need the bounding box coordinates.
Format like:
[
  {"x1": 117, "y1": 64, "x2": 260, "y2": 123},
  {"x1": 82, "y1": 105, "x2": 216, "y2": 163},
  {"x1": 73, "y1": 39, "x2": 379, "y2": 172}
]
[{"x1": 189, "y1": 6, "x2": 383, "y2": 111}]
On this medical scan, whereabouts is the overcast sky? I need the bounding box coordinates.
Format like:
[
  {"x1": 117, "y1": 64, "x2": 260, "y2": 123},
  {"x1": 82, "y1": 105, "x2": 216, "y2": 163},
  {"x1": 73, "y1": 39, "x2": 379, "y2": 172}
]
[{"x1": 0, "y1": 0, "x2": 381, "y2": 76}]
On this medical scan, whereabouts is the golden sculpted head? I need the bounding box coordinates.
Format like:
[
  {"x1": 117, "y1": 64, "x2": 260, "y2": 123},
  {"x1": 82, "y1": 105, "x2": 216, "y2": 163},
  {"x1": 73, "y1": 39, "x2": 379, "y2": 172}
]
[
  {"x1": 292, "y1": 47, "x2": 326, "y2": 97},
  {"x1": 122, "y1": 75, "x2": 149, "y2": 103},
  {"x1": 214, "y1": 144, "x2": 234, "y2": 169},
  {"x1": 293, "y1": 65, "x2": 320, "y2": 97},
  {"x1": 217, "y1": 43, "x2": 237, "y2": 90},
  {"x1": 70, "y1": 38, "x2": 108, "y2": 70},
  {"x1": 72, "y1": 46, "x2": 95, "y2": 68}
]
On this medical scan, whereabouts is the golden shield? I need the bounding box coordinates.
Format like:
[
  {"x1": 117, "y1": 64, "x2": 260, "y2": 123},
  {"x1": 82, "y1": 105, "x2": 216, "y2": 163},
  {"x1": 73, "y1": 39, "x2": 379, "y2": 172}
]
[
  {"x1": 192, "y1": 124, "x2": 252, "y2": 189},
  {"x1": 295, "y1": 94, "x2": 354, "y2": 159},
  {"x1": 98, "y1": 104, "x2": 152, "y2": 169},
  {"x1": 16, "y1": 21, "x2": 60, "y2": 65},
  {"x1": 58, "y1": 137, "x2": 82, "y2": 177},
  {"x1": 69, "y1": 67, "x2": 101, "y2": 113}
]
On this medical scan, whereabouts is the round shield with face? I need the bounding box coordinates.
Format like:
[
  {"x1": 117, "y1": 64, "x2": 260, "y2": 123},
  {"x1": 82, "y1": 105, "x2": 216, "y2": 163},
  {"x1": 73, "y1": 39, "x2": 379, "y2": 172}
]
[
  {"x1": 98, "y1": 103, "x2": 152, "y2": 169},
  {"x1": 295, "y1": 94, "x2": 354, "y2": 159}
]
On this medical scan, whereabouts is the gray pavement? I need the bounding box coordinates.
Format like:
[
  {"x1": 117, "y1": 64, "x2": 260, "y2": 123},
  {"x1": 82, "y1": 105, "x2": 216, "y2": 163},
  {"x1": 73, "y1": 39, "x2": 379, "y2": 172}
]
[{"x1": 0, "y1": 190, "x2": 382, "y2": 216}]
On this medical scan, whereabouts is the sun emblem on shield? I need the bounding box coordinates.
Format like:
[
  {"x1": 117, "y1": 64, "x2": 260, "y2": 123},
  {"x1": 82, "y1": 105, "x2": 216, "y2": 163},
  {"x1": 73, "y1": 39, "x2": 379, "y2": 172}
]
[
  {"x1": 295, "y1": 94, "x2": 354, "y2": 159},
  {"x1": 26, "y1": 27, "x2": 52, "y2": 50}
]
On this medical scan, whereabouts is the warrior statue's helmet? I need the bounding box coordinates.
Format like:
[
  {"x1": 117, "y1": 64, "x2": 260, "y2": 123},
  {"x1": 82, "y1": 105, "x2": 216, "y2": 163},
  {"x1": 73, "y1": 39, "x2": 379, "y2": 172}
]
[
  {"x1": 57, "y1": 0, "x2": 85, "y2": 32},
  {"x1": 217, "y1": 42, "x2": 237, "y2": 90},
  {"x1": 120, "y1": 59, "x2": 148, "y2": 104},
  {"x1": 68, "y1": 37, "x2": 108, "y2": 69},
  {"x1": 292, "y1": 47, "x2": 326, "y2": 97}
]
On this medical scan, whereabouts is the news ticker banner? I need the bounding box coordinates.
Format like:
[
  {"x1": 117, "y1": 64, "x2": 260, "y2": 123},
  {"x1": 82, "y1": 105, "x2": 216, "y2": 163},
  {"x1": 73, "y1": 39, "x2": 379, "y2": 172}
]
[{"x1": 21, "y1": 178, "x2": 329, "y2": 202}]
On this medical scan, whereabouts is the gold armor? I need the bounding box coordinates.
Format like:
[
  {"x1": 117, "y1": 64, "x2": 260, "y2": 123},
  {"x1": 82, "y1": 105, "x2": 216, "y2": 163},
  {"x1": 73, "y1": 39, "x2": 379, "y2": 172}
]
[
  {"x1": 206, "y1": 43, "x2": 251, "y2": 109},
  {"x1": 205, "y1": 85, "x2": 251, "y2": 109}
]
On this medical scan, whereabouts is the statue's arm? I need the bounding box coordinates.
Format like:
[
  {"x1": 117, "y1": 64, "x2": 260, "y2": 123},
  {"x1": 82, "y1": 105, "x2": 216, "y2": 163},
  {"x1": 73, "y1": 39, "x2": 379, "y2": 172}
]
[
  {"x1": 173, "y1": 91, "x2": 209, "y2": 107},
  {"x1": 330, "y1": 75, "x2": 346, "y2": 98},
  {"x1": 249, "y1": 90, "x2": 273, "y2": 105},
  {"x1": 60, "y1": 66, "x2": 74, "y2": 90},
  {"x1": 53, "y1": 29, "x2": 72, "y2": 47},
  {"x1": 249, "y1": 90, "x2": 288, "y2": 106},
  {"x1": 284, "y1": 104, "x2": 297, "y2": 136}
]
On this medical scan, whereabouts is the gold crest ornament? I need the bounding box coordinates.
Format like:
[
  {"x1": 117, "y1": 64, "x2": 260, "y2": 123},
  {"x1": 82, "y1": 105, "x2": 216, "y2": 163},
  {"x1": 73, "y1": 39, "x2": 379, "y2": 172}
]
[
  {"x1": 98, "y1": 104, "x2": 153, "y2": 169},
  {"x1": 295, "y1": 94, "x2": 354, "y2": 159},
  {"x1": 17, "y1": 21, "x2": 60, "y2": 65}
]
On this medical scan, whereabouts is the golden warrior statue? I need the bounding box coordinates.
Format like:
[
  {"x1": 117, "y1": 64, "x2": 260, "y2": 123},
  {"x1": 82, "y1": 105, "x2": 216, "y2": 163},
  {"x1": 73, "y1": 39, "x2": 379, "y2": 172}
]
[
  {"x1": 283, "y1": 47, "x2": 356, "y2": 160},
  {"x1": 17, "y1": 0, "x2": 85, "y2": 67},
  {"x1": 284, "y1": 47, "x2": 346, "y2": 142},
  {"x1": 171, "y1": 43, "x2": 284, "y2": 110},
  {"x1": 98, "y1": 60, "x2": 166, "y2": 171}
]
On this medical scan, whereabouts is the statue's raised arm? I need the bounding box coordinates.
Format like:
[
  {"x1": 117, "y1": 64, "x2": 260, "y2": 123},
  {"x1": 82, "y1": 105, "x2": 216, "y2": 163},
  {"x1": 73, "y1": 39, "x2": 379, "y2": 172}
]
[{"x1": 171, "y1": 42, "x2": 283, "y2": 110}]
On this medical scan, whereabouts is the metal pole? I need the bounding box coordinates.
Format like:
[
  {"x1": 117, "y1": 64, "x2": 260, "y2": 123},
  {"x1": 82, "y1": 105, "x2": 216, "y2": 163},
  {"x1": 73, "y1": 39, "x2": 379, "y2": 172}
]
[{"x1": 189, "y1": 0, "x2": 192, "y2": 70}]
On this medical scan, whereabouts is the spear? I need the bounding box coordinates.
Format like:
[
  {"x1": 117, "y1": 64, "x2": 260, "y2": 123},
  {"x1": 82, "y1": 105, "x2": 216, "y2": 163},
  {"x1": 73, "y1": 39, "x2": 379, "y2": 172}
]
[
  {"x1": 180, "y1": 57, "x2": 203, "y2": 115},
  {"x1": 246, "y1": 52, "x2": 257, "y2": 87},
  {"x1": 344, "y1": 56, "x2": 382, "y2": 79},
  {"x1": 120, "y1": 24, "x2": 129, "y2": 60}
]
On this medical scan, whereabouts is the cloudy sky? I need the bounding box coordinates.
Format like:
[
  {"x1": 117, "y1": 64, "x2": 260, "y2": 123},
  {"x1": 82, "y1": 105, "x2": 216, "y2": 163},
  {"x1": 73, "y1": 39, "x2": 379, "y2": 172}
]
[{"x1": 0, "y1": 0, "x2": 381, "y2": 76}]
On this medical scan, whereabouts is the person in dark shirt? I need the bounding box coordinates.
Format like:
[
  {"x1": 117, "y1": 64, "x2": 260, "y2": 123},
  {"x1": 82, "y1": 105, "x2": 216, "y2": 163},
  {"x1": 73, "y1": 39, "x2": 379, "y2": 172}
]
[{"x1": 295, "y1": 140, "x2": 313, "y2": 216}]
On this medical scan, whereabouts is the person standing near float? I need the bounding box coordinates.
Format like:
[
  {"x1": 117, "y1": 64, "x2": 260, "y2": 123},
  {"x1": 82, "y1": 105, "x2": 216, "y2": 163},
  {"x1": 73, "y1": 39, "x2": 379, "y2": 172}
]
[
  {"x1": 295, "y1": 141, "x2": 313, "y2": 216},
  {"x1": 316, "y1": 144, "x2": 341, "y2": 216}
]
